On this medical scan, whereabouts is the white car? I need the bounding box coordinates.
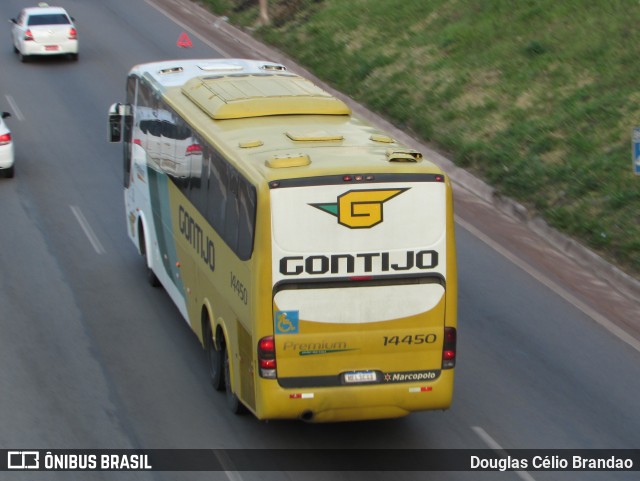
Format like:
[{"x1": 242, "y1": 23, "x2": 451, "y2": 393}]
[
  {"x1": 0, "y1": 112, "x2": 15, "y2": 178},
  {"x1": 9, "y1": 3, "x2": 78, "y2": 62}
]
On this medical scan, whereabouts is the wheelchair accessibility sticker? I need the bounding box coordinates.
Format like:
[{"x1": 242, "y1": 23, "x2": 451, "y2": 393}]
[{"x1": 275, "y1": 310, "x2": 299, "y2": 334}]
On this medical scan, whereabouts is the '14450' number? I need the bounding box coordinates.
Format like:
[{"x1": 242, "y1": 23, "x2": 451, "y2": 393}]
[
  {"x1": 383, "y1": 334, "x2": 437, "y2": 346},
  {"x1": 230, "y1": 272, "x2": 248, "y2": 305}
]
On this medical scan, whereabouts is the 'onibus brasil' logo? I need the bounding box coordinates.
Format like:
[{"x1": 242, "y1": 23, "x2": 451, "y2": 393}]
[{"x1": 311, "y1": 188, "x2": 408, "y2": 228}]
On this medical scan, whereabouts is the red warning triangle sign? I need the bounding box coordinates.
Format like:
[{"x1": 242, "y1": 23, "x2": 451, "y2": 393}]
[{"x1": 177, "y1": 32, "x2": 193, "y2": 48}]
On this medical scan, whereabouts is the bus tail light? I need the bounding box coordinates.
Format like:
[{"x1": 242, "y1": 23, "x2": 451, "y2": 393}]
[
  {"x1": 0, "y1": 133, "x2": 11, "y2": 146},
  {"x1": 24, "y1": 29, "x2": 34, "y2": 41},
  {"x1": 258, "y1": 336, "x2": 277, "y2": 379},
  {"x1": 68, "y1": 28, "x2": 77, "y2": 40},
  {"x1": 442, "y1": 327, "x2": 456, "y2": 369}
]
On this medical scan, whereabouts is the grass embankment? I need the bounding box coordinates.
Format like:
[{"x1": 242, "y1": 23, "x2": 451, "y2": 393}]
[{"x1": 203, "y1": 0, "x2": 640, "y2": 277}]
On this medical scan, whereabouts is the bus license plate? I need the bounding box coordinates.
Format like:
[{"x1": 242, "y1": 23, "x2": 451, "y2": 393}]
[{"x1": 343, "y1": 371, "x2": 377, "y2": 384}]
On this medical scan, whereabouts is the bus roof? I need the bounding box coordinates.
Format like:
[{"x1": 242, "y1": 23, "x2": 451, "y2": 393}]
[{"x1": 131, "y1": 59, "x2": 444, "y2": 182}]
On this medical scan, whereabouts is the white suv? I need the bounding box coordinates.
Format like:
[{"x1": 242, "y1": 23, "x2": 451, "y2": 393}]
[
  {"x1": 10, "y1": 3, "x2": 78, "y2": 62},
  {"x1": 0, "y1": 113, "x2": 15, "y2": 178}
]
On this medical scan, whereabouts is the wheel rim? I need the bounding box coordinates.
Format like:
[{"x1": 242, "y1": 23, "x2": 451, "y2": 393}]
[
  {"x1": 208, "y1": 333, "x2": 219, "y2": 380},
  {"x1": 224, "y1": 348, "x2": 231, "y2": 392}
]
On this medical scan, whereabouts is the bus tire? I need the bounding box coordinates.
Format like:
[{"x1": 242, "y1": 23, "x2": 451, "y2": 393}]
[
  {"x1": 139, "y1": 224, "x2": 160, "y2": 287},
  {"x1": 223, "y1": 343, "x2": 245, "y2": 415},
  {"x1": 206, "y1": 324, "x2": 224, "y2": 391}
]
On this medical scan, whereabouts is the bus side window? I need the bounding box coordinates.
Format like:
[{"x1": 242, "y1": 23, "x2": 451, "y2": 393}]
[
  {"x1": 223, "y1": 173, "x2": 240, "y2": 251},
  {"x1": 122, "y1": 75, "x2": 137, "y2": 187},
  {"x1": 172, "y1": 116, "x2": 193, "y2": 186},
  {"x1": 237, "y1": 179, "x2": 256, "y2": 260},
  {"x1": 188, "y1": 137, "x2": 209, "y2": 218},
  {"x1": 160, "y1": 117, "x2": 178, "y2": 178},
  {"x1": 207, "y1": 152, "x2": 228, "y2": 232}
]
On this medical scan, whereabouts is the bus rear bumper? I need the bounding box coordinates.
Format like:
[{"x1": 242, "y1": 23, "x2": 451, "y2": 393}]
[{"x1": 254, "y1": 370, "x2": 454, "y2": 423}]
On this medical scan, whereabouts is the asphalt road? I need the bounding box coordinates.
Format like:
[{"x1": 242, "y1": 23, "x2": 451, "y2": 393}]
[{"x1": 0, "y1": 1, "x2": 639, "y2": 480}]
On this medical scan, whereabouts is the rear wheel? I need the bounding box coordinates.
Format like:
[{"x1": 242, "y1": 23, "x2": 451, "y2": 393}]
[
  {"x1": 206, "y1": 324, "x2": 224, "y2": 391},
  {"x1": 18, "y1": 51, "x2": 29, "y2": 63},
  {"x1": 223, "y1": 344, "x2": 245, "y2": 414},
  {"x1": 5, "y1": 165, "x2": 14, "y2": 178}
]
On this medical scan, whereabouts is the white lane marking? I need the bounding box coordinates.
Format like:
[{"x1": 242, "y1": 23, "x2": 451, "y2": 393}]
[
  {"x1": 5, "y1": 95, "x2": 25, "y2": 121},
  {"x1": 211, "y1": 450, "x2": 245, "y2": 481},
  {"x1": 472, "y1": 426, "x2": 537, "y2": 481},
  {"x1": 144, "y1": 0, "x2": 233, "y2": 57},
  {"x1": 70, "y1": 205, "x2": 106, "y2": 255},
  {"x1": 456, "y1": 215, "x2": 640, "y2": 354}
]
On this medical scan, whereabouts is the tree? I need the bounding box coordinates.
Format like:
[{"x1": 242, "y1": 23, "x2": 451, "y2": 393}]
[{"x1": 259, "y1": 0, "x2": 270, "y2": 25}]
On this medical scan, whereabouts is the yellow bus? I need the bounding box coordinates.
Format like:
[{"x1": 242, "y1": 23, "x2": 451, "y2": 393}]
[{"x1": 108, "y1": 59, "x2": 457, "y2": 422}]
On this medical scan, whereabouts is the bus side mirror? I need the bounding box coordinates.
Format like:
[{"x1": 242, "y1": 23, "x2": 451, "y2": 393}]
[{"x1": 108, "y1": 102, "x2": 129, "y2": 143}]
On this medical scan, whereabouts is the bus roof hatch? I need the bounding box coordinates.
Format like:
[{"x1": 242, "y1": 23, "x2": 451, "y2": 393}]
[{"x1": 181, "y1": 74, "x2": 351, "y2": 120}]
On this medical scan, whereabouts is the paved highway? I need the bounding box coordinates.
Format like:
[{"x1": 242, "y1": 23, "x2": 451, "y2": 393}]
[{"x1": 0, "y1": 1, "x2": 638, "y2": 480}]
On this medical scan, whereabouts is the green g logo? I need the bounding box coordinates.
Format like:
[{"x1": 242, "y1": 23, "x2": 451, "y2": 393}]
[{"x1": 311, "y1": 188, "x2": 408, "y2": 228}]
